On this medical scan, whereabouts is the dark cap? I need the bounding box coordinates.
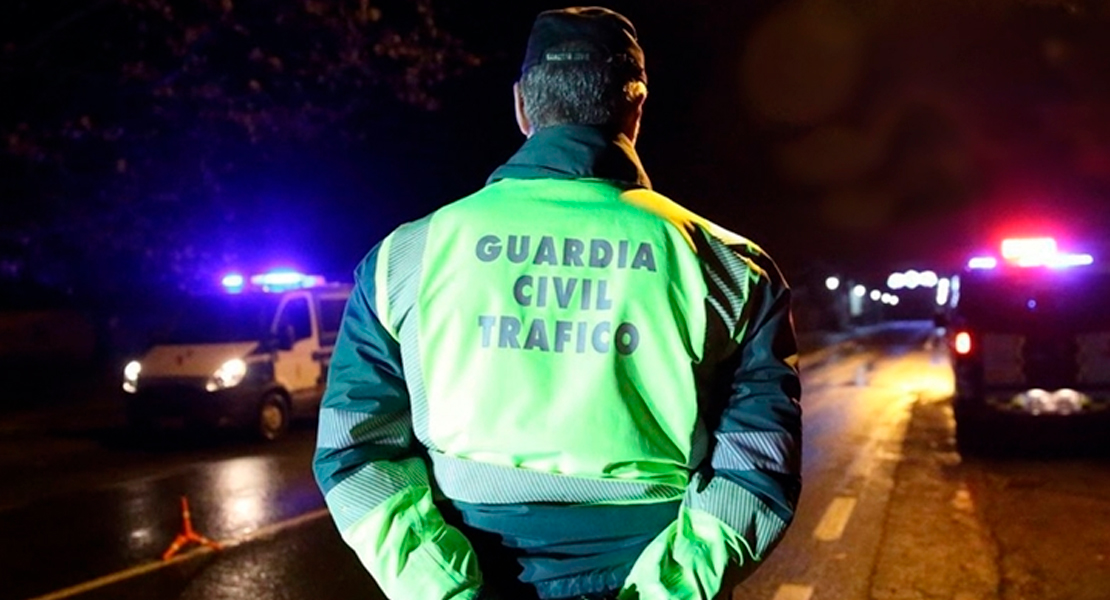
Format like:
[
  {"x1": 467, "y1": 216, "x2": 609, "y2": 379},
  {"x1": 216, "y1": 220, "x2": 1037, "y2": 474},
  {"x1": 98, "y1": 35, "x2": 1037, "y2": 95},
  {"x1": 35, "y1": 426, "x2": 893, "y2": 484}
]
[{"x1": 520, "y1": 6, "x2": 646, "y2": 82}]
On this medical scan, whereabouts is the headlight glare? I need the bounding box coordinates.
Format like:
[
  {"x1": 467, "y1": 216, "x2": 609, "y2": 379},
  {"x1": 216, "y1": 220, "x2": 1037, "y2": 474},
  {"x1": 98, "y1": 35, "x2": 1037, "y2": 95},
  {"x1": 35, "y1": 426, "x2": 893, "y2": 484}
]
[
  {"x1": 206, "y1": 358, "x2": 248, "y2": 392},
  {"x1": 124, "y1": 360, "x2": 142, "y2": 381},
  {"x1": 123, "y1": 360, "x2": 142, "y2": 393}
]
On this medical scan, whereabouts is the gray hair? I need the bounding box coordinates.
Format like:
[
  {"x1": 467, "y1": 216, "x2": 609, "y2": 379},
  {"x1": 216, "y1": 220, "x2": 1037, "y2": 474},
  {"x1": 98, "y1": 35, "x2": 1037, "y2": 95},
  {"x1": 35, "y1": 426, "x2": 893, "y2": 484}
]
[{"x1": 519, "y1": 43, "x2": 647, "y2": 130}]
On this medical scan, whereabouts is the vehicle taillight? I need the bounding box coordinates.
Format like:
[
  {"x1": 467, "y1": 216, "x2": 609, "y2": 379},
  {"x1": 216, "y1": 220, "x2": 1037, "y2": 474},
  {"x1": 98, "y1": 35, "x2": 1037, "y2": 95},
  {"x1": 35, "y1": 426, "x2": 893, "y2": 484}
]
[{"x1": 954, "y1": 331, "x2": 973, "y2": 355}]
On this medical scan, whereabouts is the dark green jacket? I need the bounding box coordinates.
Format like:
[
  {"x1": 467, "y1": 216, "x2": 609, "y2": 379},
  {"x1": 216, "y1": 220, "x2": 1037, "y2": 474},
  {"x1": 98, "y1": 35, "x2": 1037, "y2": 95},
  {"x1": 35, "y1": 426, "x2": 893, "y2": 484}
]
[{"x1": 313, "y1": 125, "x2": 802, "y2": 599}]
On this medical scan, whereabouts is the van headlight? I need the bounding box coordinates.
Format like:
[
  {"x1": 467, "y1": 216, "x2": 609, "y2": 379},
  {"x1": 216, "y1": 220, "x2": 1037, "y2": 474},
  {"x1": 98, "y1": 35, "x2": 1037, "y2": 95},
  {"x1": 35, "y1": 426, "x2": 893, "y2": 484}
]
[
  {"x1": 206, "y1": 359, "x2": 248, "y2": 392},
  {"x1": 123, "y1": 360, "x2": 142, "y2": 393}
]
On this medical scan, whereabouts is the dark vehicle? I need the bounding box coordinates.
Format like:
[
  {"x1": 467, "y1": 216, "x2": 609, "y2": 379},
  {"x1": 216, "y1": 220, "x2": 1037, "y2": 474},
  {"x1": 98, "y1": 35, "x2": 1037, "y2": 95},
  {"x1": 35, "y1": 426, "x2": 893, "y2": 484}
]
[
  {"x1": 946, "y1": 237, "x2": 1110, "y2": 453},
  {"x1": 122, "y1": 272, "x2": 351, "y2": 440}
]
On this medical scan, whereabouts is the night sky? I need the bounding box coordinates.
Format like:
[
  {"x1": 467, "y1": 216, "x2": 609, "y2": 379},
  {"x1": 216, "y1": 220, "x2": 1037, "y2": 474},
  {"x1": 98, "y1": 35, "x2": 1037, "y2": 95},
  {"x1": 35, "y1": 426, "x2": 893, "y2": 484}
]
[{"x1": 3, "y1": 0, "x2": 1110, "y2": 298}]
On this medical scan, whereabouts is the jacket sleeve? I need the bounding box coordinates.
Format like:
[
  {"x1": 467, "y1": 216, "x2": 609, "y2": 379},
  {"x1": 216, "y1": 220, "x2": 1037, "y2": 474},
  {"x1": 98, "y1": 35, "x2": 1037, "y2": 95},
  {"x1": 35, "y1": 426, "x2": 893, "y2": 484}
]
[
  {"x1": 621, "y1": 240, "x2": 802, "y2": 600},
  {"x1": 313, "y1": 240, "x2": 485, "y2": 600}
]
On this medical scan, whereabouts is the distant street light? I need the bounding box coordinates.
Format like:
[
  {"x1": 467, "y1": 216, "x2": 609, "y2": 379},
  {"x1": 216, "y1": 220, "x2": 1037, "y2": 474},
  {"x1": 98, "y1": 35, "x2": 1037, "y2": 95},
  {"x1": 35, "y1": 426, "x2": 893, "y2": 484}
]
[
  {"x1": 936, "y1": 278, "x2": 951, "y2": 306},
  {"x1": 852, "y1": 284, "x2": 866, "y2": 298},
  {"x1": 825, "y1": 276, "x2": 841, "y2": 291},
  {"x1": 887, "y1": 272, "x2": 906, "y2": 290},
  {"x1": 905, "y1": 270, "x2": 922, "y2": 289}
]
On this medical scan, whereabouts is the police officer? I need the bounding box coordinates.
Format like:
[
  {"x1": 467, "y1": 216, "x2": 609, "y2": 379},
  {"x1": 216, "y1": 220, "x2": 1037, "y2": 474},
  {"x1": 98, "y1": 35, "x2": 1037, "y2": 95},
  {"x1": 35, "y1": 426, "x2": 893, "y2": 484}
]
[{"x1": 314, "y1": 7, "x2": 802, "y2": 600}]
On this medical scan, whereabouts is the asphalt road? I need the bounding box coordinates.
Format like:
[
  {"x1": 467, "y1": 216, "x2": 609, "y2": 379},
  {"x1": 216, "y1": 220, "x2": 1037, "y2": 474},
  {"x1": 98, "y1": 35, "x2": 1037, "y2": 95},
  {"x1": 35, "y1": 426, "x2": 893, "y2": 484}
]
[{"x1": 1, "y1": 321, "x2": 1107, "y2": 600}]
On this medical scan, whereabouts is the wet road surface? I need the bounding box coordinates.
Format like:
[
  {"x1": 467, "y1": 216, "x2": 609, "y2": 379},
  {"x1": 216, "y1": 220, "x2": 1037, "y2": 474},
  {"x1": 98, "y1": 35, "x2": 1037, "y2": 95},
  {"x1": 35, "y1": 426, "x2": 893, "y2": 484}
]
[{"x1": 2, "y1": 321, "x2": 1108, "y2": 600}]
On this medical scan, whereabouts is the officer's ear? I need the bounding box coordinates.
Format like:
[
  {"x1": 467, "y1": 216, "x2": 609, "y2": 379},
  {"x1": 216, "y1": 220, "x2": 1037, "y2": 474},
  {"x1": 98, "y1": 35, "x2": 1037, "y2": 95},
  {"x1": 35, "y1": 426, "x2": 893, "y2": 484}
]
[
  {"x1": 513, "y1": 82, "x2": 533, "y2": 138},
  {"x1": 623, "y1": 82, "x2": 647, "y2": 145}
]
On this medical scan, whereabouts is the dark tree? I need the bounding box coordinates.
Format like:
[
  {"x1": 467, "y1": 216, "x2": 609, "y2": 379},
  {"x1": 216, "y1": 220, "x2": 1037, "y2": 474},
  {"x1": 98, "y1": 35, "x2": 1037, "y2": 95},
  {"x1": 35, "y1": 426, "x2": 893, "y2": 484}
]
[{"x1": 1, "y1": 0, "x2": 478, "y2": 295}]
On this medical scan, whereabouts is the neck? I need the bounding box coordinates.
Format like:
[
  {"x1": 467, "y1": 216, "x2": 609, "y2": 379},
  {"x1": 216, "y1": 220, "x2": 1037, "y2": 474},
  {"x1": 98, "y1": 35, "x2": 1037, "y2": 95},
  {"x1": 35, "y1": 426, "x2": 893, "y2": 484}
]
[{"x1": 487, "y1": 124, "x2": 651, "y2": 189}]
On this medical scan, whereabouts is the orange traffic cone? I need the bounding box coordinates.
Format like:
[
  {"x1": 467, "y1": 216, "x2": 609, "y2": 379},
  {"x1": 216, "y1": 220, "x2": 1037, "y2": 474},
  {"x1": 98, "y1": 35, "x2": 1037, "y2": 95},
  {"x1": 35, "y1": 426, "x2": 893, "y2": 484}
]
[{"x1": 162, "y1": 496, "x2": 223, "y2": 561}]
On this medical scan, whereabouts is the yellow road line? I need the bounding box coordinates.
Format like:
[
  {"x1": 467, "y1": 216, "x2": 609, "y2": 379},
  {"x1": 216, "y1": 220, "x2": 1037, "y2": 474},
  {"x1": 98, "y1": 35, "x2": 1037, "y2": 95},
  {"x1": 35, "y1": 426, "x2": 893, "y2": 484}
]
[
  {"x1": 772, "y1": 583, "x2": 815, "y2": 600},
  {"x1": 25, "y1": 508, "x2": 330, "y2": 600},
  {"x1": 813, "y1": 496, "x2": 857, "y2": 542}
]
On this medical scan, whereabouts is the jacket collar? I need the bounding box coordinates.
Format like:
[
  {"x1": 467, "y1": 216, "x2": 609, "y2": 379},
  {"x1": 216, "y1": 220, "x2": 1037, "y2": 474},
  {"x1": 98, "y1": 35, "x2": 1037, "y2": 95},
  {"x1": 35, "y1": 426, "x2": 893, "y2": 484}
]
[{"x1": 487, "y1": 124, "x2": 651, "y2": 189}]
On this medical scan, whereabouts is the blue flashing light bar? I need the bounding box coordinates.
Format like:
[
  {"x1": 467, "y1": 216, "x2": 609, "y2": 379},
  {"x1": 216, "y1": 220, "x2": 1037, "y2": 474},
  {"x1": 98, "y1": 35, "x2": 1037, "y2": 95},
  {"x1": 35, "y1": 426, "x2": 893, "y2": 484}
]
[
  {"x1": 221, "y1": 273, "x2": 246, "y2": 293},
  {"x1": 244, "y1": 270, "x2": 327, "y2": 292},
  {"x1": 251, "y1": 271, "x2": 306, "y2": 287},
  {"x1": 1047, "y1": 253, "x2": 1094, "y2": 268},
  {"x1": 967, "y1": 256, "x2": 998, "y2": 270},
  {"x1": 967, "y1": 237, "x2": 1095, "y2": 271}
]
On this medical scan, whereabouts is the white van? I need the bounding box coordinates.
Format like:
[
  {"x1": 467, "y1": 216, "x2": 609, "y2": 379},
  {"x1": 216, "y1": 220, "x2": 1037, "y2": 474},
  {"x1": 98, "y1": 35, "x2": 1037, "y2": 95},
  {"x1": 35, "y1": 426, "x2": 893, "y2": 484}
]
[{"x1": 122, "y1": 273, "x2": 351, "y2": 440}]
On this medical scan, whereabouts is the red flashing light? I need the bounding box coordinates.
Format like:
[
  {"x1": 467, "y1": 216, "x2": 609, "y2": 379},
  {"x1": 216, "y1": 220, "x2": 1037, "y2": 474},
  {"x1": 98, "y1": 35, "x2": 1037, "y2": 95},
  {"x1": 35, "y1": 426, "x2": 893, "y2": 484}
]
[
  {"x1": 954, "y1": 331, "x2": 972, "y2": 355},
  {"x1": 1001, "y1": 237, "x2": 1056, "y2": 261}
]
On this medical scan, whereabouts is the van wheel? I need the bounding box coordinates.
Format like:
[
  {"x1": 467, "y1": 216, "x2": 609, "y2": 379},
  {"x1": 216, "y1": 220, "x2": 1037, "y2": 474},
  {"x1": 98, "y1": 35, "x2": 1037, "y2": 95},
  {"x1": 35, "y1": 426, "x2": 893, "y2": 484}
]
[{"x1": 257, "y1": 392, "x2": 290, "y2": 441}]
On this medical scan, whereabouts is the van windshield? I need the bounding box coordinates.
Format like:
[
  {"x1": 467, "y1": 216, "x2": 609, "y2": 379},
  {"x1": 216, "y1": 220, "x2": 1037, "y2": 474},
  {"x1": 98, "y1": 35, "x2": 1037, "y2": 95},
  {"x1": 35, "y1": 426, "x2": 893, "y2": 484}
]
[{"x1": 162, "y1": 295, "x2": 282, "y2": 344}]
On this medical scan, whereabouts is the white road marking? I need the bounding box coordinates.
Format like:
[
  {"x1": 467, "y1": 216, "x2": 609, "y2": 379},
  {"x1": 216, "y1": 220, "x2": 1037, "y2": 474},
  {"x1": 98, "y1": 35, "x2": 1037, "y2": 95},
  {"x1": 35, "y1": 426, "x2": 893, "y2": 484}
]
[
  {"x1": 772, "y1": 583, "x2": 814, "y2": 600},
  {"x1": 813, "y1": 496, "x2": 857, "y2": 542},
  {"x1": 24, "y1": 508, "x2": 331, "y2": 600}
]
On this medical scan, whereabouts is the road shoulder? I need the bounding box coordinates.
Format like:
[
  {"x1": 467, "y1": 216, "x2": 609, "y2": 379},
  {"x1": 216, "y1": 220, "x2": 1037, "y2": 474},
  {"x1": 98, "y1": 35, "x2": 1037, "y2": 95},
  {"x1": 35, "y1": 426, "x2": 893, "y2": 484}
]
[{"x1": 870, "y1": 394, "x2": 1001, "y2": 600}]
